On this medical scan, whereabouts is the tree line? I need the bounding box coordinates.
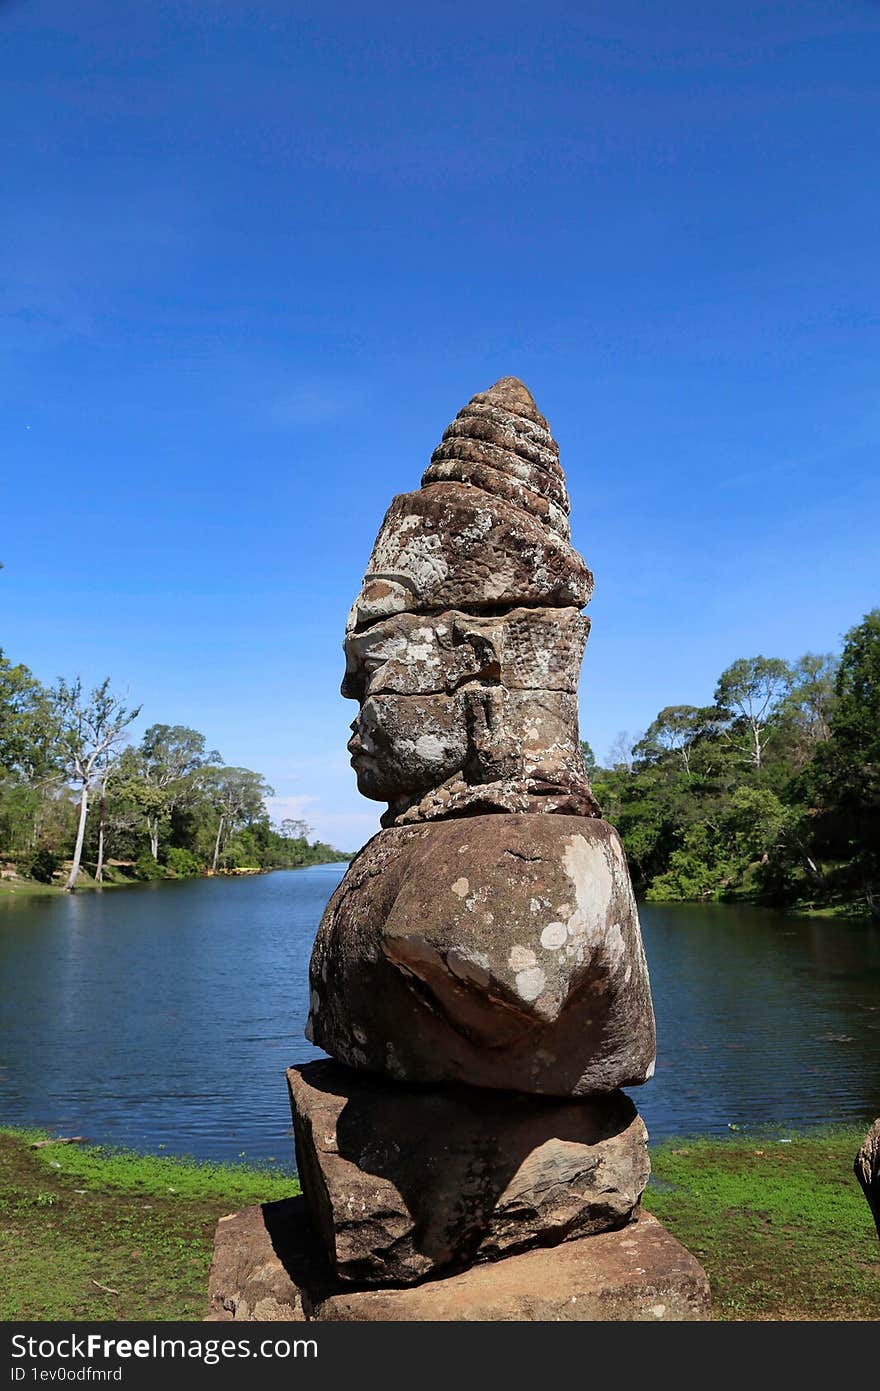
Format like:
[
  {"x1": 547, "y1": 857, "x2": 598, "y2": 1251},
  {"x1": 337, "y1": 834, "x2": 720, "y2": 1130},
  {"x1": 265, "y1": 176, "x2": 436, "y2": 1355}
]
[
  {"x1": 582, "y1": 609, "x2": 879, "y2": 915},
  {"x1": 0, "y1": 651, "x2": 348, "y2": 889}
]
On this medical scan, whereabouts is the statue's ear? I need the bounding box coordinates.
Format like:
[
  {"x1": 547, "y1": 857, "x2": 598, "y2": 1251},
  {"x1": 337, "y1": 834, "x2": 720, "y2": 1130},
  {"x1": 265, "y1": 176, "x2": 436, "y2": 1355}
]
[
  {"x1": 448, "y1": 618, "x2": 502, "y2": 688},
  {"x1": 463, "y1": 687, "x2": 518, "y2": 783}
]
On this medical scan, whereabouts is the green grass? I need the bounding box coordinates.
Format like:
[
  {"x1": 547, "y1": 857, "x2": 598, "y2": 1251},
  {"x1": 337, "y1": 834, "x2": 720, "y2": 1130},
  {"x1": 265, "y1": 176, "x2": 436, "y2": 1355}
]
[
  {"x1": 791, "y1": 902, "x2": 874, "y2": 920},
  {"x1": 2, "y1": 1124, "x2": 877, "y2": 1321},
  {"x1": 644, "y1": 1126, "x2": 880, "y2": 1320},
  {"x1": 0, "y1": 874, "x2": 135, "y2": 899},
  {"x1": 0, "y1": 1128, "x2": 299, "y2": 1321},
  {"x1": 0, "y1": 878, "x2": 64, "y2": 899}
]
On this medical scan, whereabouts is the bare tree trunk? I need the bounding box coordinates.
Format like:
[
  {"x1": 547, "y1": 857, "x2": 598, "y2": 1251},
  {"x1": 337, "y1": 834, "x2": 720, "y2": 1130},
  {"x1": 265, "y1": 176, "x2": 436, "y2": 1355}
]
[
  {"x1": 753, "y1": 723, "x2": 762, "y2": 771},
  {"x1": 212, "y1": 814, "x2": 225, "y2": 874},
  {"x1": 150, "y1": 816, "x2": 159, "y2": 860},
  {"x1": 65, "y1": 784, "x2": 90, "y2": 892},
  {"x1": 95, "y1": 789, "x2": 106, "y2": 884}
]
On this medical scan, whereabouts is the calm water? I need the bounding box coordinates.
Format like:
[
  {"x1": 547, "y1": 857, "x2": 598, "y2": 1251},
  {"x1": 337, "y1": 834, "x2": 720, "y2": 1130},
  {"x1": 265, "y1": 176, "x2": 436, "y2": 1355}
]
[{"x1": 1, "y1": 867, "x2": 879, "y2": 1167}]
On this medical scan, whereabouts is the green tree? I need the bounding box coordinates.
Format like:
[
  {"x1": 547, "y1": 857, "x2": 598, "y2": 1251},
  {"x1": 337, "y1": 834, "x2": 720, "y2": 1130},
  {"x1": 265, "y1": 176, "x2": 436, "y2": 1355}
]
[
  {"x1": 138, "y1": 724, "x2": 220, "y2": 859},
  {"x1": 646, "y1": 821, "x2": 731, "y2": 902},
  {"x1": 634, "y1": 705, "x2": 715, "y2": 776},
  {"x1": 0, "y1": 651, "x2": 61, "y2": 856},
  {"x1": 280, "y1": 817, "x2": 310, "y2": 840},
  {"x1": 87, "y1": 750, "x2": 145, "y2": 875},
  {"x1": 0, "y1": 651, "x2": 57, "y2": 782},
  {"x1": 807, "y1": 611, "x2": 880, "y2": 912},
  {"x1": 778, "y1": 653, "x2": 838, "y2": 771},
  {"x1": 205, "y1": 766, "x2": 274, "y2": 872},
  {"x1": 714, "y1": 657, "x2": 791, "y2": 772},
  {"x1": 53, "y1": 677, "x2": 141, "y2": 891}
]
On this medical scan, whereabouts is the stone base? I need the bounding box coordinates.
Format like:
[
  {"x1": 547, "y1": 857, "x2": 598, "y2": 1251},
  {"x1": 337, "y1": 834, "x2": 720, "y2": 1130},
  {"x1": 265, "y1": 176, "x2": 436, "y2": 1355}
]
[
  {"x1": 206, "y1": 1197, "x2": 710, "y2": 1322},
  {"x1": 289, "y1": 1060, "x2": 650, "y2": 1286}
]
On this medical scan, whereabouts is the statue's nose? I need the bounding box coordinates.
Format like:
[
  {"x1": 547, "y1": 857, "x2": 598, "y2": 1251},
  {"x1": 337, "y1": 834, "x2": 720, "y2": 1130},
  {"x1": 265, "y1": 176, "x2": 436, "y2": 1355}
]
[{"x1": 341, "y1": 671, "x2": 361, "y2": 700}]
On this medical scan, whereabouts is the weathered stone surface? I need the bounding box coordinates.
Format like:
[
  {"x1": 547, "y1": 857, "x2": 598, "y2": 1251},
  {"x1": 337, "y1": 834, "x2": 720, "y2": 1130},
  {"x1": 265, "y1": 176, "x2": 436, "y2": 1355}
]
[
  {"x1": 316, "y1": 1211, "x2": 710, "y2": 1322},
  {"x1": 207, "y1": 1200, "x2": 312, "y2": 1321},
  {"x1": 423, "y1": 457, "x2": 571, "y2": 539},
  {"x1": 342, "y1": 376, "x2": 598, "y2": 826},
  {"x1": 349, "y1": 482, "x2": 592, "y2": 632},
  {"x1": 206, "y1": 1201, "x2": 710, "y2": 1322},
  {"x1": 287, "y1": 1059, "x2": 649, "y2": 1285},
  {"x1": 308, "y1": 814, "x2": 656, "y2": 1096},
  {"x1": 348, "y1": 686, "x2": 598, "y2": 825},
  {"x1": 343, "y1": 605, "x2": 597, "y2": 824},
  {"x1": 424, "y1": 376, "x2": 572, "y2": 531},
  {"x1": 855, "y1": 1118, "x2": 880, "y2": 1238},
  {"x1": 343, "y1": 607, "x2": 590, "y2": 701}
]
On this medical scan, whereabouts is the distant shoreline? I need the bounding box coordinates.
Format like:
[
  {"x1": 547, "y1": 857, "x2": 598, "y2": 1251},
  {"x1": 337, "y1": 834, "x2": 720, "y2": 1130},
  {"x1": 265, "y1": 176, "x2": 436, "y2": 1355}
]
[{"x1": 0, "y1": 856, "x2": 352, "y2": 901}]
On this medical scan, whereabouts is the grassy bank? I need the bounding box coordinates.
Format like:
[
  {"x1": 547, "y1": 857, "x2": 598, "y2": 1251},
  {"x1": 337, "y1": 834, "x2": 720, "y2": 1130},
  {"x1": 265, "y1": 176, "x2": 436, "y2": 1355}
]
[
  {"x1": 0, "y1": 869, "x2": 144, "y2": 899},
  {"x1": 643, "y1": 1126, "x2": 879, "y2": 1319},
  {"x1": 0, "y1": 878, "x2": 65, "y2": 899},
  {"x1": 1, "y1": 1125, "x2": 877, "y2": 1321},
  {"x1": 0, "y1": 876, "x2": 160, "y2": 900},
  {"x1": 0, "y1": 1129, "x2": 298, "y2": 1320}
]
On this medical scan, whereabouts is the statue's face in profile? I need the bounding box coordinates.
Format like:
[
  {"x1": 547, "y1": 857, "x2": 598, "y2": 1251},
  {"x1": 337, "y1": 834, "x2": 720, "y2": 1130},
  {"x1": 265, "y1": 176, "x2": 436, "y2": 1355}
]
[
  {"x1": 346, "y1": 692, "x2": 468, "y2": 801},
  {"x1": 337, "y1": 378, "x2": 599, "y2": 826},
  {"x1": 341, "y1": 611, "x2": 495, "y2": 803},
  {"x1": 341, "y1": 605, "x2": 591, "y2": 816}
]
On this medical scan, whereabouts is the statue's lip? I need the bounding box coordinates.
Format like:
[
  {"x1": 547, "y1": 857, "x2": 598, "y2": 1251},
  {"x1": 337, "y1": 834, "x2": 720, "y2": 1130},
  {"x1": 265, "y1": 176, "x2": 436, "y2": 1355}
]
[{"x1": 347, "y1": 734, "x2": 375, "y2": 770}]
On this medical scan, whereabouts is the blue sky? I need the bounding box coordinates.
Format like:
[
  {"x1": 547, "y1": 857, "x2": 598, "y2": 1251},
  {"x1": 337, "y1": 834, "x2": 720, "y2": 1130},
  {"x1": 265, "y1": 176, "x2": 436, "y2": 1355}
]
[{"x1": 3, "y1": 0, "x2": 879, "y2": 849}]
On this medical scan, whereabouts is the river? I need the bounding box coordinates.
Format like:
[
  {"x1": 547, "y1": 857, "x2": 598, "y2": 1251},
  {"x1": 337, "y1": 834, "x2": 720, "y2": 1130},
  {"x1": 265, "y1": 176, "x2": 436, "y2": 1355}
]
[{"x1": 1, "y1": 866, "x2": 878, "y2": 1167}]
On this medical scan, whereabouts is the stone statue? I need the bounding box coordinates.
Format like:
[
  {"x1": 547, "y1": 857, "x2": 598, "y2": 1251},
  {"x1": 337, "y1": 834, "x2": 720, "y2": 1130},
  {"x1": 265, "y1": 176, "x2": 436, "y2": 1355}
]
[
  {"x1": 208, "y1": 378, "x2": 711, "y2": 1321},
  {"x1": 307, "y1": 377, "x2": 655, "y2": 1096}
]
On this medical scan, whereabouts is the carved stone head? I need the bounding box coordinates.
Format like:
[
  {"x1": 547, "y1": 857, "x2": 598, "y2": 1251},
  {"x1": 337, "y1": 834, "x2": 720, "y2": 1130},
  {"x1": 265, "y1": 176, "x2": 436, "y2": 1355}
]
[{"x1": 343, "y1": 377, "x2": 599, "y2": 826}]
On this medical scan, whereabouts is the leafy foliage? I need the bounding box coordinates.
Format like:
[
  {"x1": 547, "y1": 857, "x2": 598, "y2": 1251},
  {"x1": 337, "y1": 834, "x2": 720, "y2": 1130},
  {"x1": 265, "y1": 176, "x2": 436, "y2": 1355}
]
[
  {"x1": 0, "y1": 648, "x2": 350, "y2": 884},
  {"x1": 23, "y1": 847, "x2": 61, "y2": 884},
  {"x1": 133, "y1": 852, "x2": 166, "y2": 881},
  {"x1": 164, "y1": 847, "x2": 201, "y2": 878},
  {"x1": 587, "y1": 609, "x2": 879, "y2": 914}
]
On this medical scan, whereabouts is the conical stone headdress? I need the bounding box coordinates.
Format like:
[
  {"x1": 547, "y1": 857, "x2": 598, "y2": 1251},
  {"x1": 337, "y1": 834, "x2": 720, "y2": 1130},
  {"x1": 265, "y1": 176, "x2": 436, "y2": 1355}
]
[{"x1": 343, "y1": 377, "x2": 599, "y2": 826}]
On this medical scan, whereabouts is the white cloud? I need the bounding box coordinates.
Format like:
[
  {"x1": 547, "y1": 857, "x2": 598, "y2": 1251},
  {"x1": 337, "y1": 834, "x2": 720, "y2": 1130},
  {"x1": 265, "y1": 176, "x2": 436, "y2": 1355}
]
[
  {"x1": 265, "y1": 794, "x2": 317, "y2": 822},
  {"x1": 265, "y1": 794, "x2": 378, "y2": 854}
]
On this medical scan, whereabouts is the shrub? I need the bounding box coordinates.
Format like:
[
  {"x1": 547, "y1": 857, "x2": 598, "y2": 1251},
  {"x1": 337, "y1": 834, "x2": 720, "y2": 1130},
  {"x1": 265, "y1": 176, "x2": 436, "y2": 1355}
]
[
  {"x1": 133, "y1": 852, "x2": 165, "y2": 881},
  {"x1": 24, "y1": 848, "x2": 61, "y2": 884},
  {"x1": 164, "y1": 847, "x2": 200, "y2": 878}
]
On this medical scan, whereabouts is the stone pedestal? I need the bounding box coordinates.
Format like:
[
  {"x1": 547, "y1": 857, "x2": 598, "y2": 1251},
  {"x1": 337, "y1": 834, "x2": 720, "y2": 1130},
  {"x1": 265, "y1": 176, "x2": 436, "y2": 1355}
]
[
  {"x1": 288, "y1": 1060, "x2": 649, "y2": 1286},
  {"x1": 206, "y1": 1198, "x2": 711, "y2": 1322}
]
